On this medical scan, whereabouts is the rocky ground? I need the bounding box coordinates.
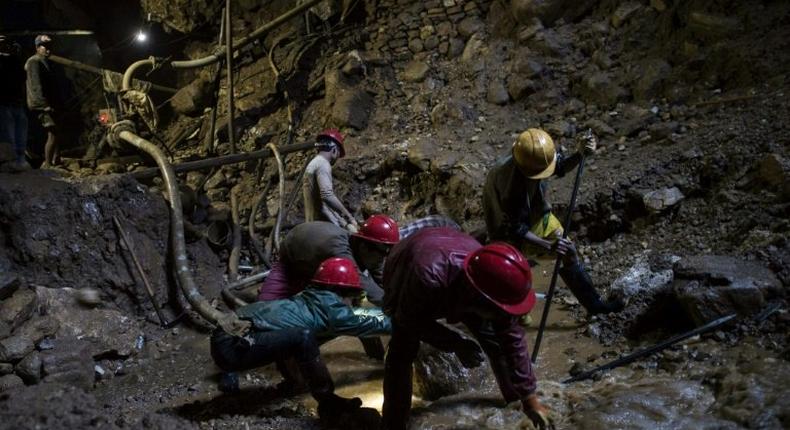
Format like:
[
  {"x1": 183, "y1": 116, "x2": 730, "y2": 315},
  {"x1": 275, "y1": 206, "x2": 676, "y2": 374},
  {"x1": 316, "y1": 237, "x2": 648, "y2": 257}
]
[{"x1": 1, "y1": 0, "x2": 789, "y2": 429}]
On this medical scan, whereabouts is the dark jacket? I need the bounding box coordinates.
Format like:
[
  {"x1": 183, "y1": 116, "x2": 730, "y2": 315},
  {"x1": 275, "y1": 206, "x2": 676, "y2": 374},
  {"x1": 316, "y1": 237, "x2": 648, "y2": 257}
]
[
  {"x1": 0, "y1": 51, "x2": 26, "y2": 106},
  {"x1": 482, "y1": 153, "x2": 577, "y2": 244},
  {"x1": 383, "y1": 227, "x2": 537, "y2": 400},
  {"x1": 258, "y1": 221, "x2": 381, "y2": 301},
  {"x1": 25, "y1": 54, "x2": 59, "y2": 111},
  {"x1": 237, "y1": 288, "x2": 391, "y2": 339}
]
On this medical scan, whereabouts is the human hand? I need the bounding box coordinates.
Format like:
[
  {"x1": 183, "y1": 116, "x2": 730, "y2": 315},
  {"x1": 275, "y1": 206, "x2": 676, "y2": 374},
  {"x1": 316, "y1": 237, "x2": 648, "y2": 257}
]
[
  {"x1": 522, "y1": 394, "x2": 552, "y2": 430},
  {"x1": 346, "y1": 221, "x2": 359, "y2": 234},
  {"x1": 454, "y1": 338, "x2": 485, "y2": 368},
  {"x1": 577, "y1": 129, "x2": 597, "y2": 155}
]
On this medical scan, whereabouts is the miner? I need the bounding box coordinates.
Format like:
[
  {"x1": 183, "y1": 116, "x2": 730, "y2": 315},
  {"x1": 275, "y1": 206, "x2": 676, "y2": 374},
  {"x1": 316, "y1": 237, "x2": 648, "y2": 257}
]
[
  {"x1": 259, "y1": 214, "x2": 398, "y2": 360},
  {"x1": 381, "y1": 227, "x2": 551, "y2": 430},
  {"x1": 0, "y1": 34, "x2": 30, "y2": 172},
  {"x1": 211, "y1": 257, "x2": 391, "y2": 424},
  {"x1": 25, "y1": 34, "x2": 62, "y2": 168},
  {"x1": 483, "y1": 128, "x2": 623, "y2": 315},
  {"x1": 303, "y1": 128, "x2": 359, "y2": 231}
]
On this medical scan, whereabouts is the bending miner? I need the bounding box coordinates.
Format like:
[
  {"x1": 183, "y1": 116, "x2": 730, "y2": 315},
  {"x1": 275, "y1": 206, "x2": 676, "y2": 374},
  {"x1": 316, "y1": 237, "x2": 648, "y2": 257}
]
[
  {"x1": 211, "y1": 257, "x2": 391, "y2": 425},
  {"x1": 381, "y1": 227, "x2": 550, "y2": 430}
]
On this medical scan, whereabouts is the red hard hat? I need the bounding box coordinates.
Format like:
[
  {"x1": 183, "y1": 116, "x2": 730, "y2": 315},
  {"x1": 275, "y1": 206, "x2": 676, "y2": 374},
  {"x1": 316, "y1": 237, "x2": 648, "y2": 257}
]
[
  {"x1": 352, "y1": 214, "x2": 400, "y2": 245},
  {"x1": 311, "y1": 257, "x2": 362, "y2": 289},
  {"x1": 463, "y1": 243, "x2": 536, "y2": 315},
  {"x1": 317, "y1": 128, "x2": 346, "y2": 158}
]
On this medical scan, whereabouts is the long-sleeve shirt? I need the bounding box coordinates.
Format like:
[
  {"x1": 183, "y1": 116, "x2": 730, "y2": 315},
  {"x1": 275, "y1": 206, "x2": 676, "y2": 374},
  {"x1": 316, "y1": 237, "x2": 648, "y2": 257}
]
[
  {"x1": 303, "y1": 155, "x2": 351, "y2": 227},
  {"x1": 258, "y1": 221, "x2": 383, "y2": 303},
  {"x1": 237, "y1": 288, "x2": 391, "y2": 340},
  {"x1": 24, "y1": 54, "x2": 59, "y2": 111},
  {"x1": 382, "y1": 227, "x2": 537, "y2": 401},
  {"x1": 482, "y1": 152, "x2": 575, "y2": 243}
]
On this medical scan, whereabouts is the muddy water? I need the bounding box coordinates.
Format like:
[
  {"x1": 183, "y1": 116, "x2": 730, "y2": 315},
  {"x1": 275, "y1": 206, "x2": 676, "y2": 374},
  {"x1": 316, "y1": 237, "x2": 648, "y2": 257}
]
[{"x1": 89, "y1": 258, "x2": 786, "y2": 430}]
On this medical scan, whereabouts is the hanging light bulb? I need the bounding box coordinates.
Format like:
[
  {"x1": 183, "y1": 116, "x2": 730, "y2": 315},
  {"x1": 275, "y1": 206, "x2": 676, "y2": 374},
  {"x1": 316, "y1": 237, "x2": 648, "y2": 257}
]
[{"x1": 135, "y1": 30, "x2": 147, "y2": 43}]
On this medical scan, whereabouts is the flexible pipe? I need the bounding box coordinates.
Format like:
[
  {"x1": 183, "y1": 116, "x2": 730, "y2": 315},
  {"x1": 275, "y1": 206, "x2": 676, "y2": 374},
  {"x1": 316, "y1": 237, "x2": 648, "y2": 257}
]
[
  {"x1": 170, "y1": 0, "x2": 323, "y2": 70},
  {"x1": 117, "y1": 130, "x2": 247, "y2": 333},
  {"x1": 122, "y1": 57, "x2": 156, "y2": 91},
  {"x1": 266, "y1": 143, "x2": 285, "y2": 256}
]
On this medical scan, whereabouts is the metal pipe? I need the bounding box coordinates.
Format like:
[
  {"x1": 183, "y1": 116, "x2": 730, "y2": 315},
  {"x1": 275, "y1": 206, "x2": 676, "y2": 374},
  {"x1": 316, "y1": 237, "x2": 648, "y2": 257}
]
[
  {"x1": 49, "y1": 55, "x2": 177, "y2": 94},
  {"x1": 129, "y1": 142, "x2": 315, "y2": 180},
  {"x1": 205, "y1": 9, "x2": 226, "y2": 155},
  {"x1": 227, "y1": 270, "x2": 271, "y2": 291},
  {"x1": 117, "y1": 129, "x2": 249, "y2": 335},
  {"x1": 249, "y1": 179, "x2": 273, "y2": 264},
  {"x1": 563, "y1": 313, "x2": 737, "y2": 383},
  {"x1": 122, "y1": 57, "x2": 156, "y2": 91},
  {"x1": 170, "y1": 0, "x2": 323, "y2": 70},
  {"x1": 224, "y1": 0, "x2": 236, "y2": 154}
]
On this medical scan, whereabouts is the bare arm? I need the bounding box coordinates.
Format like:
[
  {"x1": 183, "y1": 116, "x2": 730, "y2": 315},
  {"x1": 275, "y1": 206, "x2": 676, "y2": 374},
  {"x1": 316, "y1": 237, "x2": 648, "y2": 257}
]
[{"x1": 316, "y1": 165, "x2": 356, "y2": 226}]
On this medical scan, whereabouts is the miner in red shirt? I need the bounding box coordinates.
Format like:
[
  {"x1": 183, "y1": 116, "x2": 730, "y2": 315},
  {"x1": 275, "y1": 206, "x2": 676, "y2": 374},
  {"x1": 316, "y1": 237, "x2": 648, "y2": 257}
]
[{"x1": 381, "y1": 227, "x2": 550, "y2": 430}]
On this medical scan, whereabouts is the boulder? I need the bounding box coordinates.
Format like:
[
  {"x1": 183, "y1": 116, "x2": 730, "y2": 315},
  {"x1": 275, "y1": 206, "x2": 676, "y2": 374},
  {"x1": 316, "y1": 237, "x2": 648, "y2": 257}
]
[
  {"x1": 0, "y1": 362, "x2": 12, "y2": 375},
  {"x1": 753, "y1": 154, "x2": 789, "y2": 197},
  {"x1": 688, "y1": 12, "x2": 742, "y2": 40},
  {"x1": 673, "y1": 256, "x2": 783, "y2": 326},
  {"x1": 447, "y1": 38, "x2": 466, "y2": 59},
  {"x1": 331, "y1": 88, "x2": 374, "y2": 129},
  {"x1": 0, "y1": 273, "x2": 20, "y2": 300},
  {"x1": 642, "y1": 187, "x2": 684, "y2": 213},
  {"x1": 15, "y1": 351, "x2": 42, "y2": 384},
  {"x1": 430, "y1": 98, "x2": 477, "y2": 128},
  {"x1": 402, "y1": 60, "x2": 430, "y2": 83},
  {"x1": 633, "y1": 59, "x2": 671, "y2": 102},
  {"x1": 41, "y1": 338, "x2": 94, "y2": 390},
  {"x1": 486, "y1": 80, "x2": 510, "y2": 105},
  {"x1": 0, "y1": 288, "x2": 37, "y2": 332},
  {"x1": 611, "y1": 2, "x2": 642, "y2": 28},
  {"x1": 0, "y1": 374, "x2": 23, "y2": 392},
  {"x1": 170, "y1": 77, "x2": 211, "y2": 116},
  {"x1": 413, "y1": 343, "x2": 495, "y2": 401},
  {"x1": 507, "y1": 75, "x2": 538, "y2": 101},
  {"x1": 36, "y1": 287, "x2": 142, "y2": 358},
  {"x1": 610, "y1": 254, "x2": 675, "y2": 302},
  {"x1": 511, "y1": 0, "x2": 573, "y2": 25},
  {"x1": 577, "y1": 72, "x2": 628, "y2": 106},
  {"x1": 457, "y1": 17, "x2": 484, "y2": 39},
  {"x1": 0, "y1": 335, "x2": 34, "y2": 363}
]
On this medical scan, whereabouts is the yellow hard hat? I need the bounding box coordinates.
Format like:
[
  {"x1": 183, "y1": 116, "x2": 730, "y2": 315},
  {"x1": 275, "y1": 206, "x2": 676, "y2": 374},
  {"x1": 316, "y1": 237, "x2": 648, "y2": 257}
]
[{"x1": 512, "y1": 128, "x2": 556, "y2": 179}]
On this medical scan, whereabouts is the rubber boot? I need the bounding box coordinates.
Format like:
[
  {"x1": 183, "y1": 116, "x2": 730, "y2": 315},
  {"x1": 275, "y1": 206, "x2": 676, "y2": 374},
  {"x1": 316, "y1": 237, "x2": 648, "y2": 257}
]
[
  {"x1": 360, "y1": 336, "x2": 386, "y2": 361},
  {"x1": 300, "y1": 357, "x2": 362, "y2": 424},
  {"x1": 275, "y1": 358, "x2": 309, "y2": 397},
  {"x1": 560, "y1": 263, "x2": 624, "y2": 315},
  {"x1": 218, "y1": 371, "x2": 240, "y2": 394}
]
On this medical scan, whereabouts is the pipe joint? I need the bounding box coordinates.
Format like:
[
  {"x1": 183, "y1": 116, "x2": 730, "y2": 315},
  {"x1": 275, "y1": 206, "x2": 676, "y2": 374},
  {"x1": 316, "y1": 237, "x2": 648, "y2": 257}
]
[{"x1": 109, "y1": 120, "x2": 137, "y2": 149}]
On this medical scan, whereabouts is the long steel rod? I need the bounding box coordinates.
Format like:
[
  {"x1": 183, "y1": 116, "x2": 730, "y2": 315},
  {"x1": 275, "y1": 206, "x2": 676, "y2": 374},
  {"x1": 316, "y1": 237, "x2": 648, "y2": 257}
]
[
  {"x1": 224, "y1": 0, "x2": 236, "y2": 154},
  {"x1": 532, "y1": 153, "x2": 587, "y2": 364},
  {"x1": 563, "y1": 313, "x2": 737, "y2": 383},
  {"x1": 49, "y1": 55, "x2": 177, "y2": 93},
  {"x1": 129, "y1": 142, "x2": 314, "y2": 180},
  {"x1": 113, "y1": 215, "x2": 167, "y2": 326}
]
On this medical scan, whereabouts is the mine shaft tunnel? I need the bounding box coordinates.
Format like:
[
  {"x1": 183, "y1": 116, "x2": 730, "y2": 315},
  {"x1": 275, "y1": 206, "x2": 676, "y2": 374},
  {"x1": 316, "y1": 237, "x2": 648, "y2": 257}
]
[{"x1": 0, "y1": 1, "x2": 788, "y2": 429}]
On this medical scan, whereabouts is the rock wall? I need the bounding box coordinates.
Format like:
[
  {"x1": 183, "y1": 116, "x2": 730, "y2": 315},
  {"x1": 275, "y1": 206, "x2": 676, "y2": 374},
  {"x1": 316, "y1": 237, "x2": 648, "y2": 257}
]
[{"x1": 365, "y1": 0, "x2": 491, "y2": 60}]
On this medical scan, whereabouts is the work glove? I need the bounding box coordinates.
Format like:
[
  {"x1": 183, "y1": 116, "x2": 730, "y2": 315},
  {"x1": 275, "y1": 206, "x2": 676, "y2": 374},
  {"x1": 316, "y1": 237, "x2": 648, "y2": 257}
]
[
  {"x1": 453, "y1": 338, "x2": 485, "y2": 368},
  {"x1": 522, "y1": 394, "x2": 553, "y2": 430},
  {"x1": 346, "y1": 221, "x2": 359, "y2": 234},
  {"x1": 576, "y1": 129, "x2": 597, "y2": 155}
]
